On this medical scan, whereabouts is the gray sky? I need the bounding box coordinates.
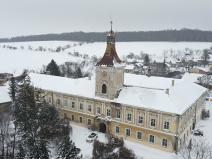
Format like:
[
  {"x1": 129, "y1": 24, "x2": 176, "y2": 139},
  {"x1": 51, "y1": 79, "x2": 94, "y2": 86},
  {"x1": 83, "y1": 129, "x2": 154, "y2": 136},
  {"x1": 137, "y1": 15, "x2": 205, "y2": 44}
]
[{"x1": 0, "y1": 0, "x2": 211, "y2": 38}]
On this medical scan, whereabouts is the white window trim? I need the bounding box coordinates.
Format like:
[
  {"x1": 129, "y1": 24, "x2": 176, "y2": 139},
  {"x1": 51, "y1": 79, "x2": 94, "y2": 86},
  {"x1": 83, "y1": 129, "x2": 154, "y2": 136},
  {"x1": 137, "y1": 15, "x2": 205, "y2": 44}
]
[
  {"x1": 71, "y1": 101, "x2": 75, "y2": 109},
  {"x1": 137, "y1": 115, "x2": 144, "y2": 125},
  {"x1": 79, "y1": 103, "x2": 84, "y2": 110},
  {"x1": 150, "y1": 118, "x2": 156, "y2": 127},
  {"x1": 87, "y1": 118, "x2": 92, "y2": 125},
  {"x1": 87, "y1": 105, "x2": 92, "y2": 112},
  {"x1": 161, "y1": 138, "x2": 168, "y2": 148},
  {"x1": 163, "y1": 121, "x2": 170, "y2": 131},
  {"x1": 96, "y1": 107, "x2": 101, "y2": 115},
  {"x1": 136, "y1": 131, "x2": 143, "y2": 140},
  {"x1": 116, "y1": 110, "x2": 121, "y2": 119},
  {"x1": 79, "y1": 116, "x2": 83, "y2": 123},
  {"x1": 125, "y1": 128, "x2": 131, "y2": 137},
  {"x1": 115, "y1": 126, "x2": 120, "y2": 134},
  {"x1": 63, "y1": 99, "x2": 68, "y2": 107},
  {"x1": 149, "y1": 134, "x2": 155, "y2": 144},
  {"x1": 127, "y1": 113, "x2": 132, "y2": 122},
  {"x1": 106, "y1": 108, "x2": 111, "y2": 117}
]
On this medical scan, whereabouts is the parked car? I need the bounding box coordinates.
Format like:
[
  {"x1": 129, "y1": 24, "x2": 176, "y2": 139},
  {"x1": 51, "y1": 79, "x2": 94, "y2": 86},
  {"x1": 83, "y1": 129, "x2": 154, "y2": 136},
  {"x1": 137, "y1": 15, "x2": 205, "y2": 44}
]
[
  {"x1": 86, "y1": 132, "x2": 98, "y2": 142},
  {"x1": 193, "y1": 129, "x2": 203, "y2": 136}
]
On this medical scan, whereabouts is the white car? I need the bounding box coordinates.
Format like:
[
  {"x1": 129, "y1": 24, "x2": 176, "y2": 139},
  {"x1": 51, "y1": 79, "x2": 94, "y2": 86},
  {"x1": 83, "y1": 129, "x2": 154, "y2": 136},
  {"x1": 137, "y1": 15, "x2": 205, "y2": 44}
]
[{"x1": 86, "y1": 132, "x2": 98, "y2": 143}]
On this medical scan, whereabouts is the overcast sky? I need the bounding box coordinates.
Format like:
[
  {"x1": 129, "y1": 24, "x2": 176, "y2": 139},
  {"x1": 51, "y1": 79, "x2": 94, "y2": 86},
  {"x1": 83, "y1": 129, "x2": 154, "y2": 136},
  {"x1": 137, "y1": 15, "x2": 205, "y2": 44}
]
[{"x1": 0, "y1": 0, "x2": 211, "y2": 38}]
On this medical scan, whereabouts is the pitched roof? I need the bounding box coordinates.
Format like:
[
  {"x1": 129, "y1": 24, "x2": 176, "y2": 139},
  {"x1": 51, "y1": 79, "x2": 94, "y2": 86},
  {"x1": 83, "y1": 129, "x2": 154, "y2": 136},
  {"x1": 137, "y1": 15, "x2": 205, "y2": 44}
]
[
  {"x1": 96, "y1": 30, "x2": 122, "y2": 66},
  {"x1": 96, "y1": 43, "x2": 121, "y2": 66},
  {"x1": 29, "y1": 73, "x2": 207, "y2": 115}
]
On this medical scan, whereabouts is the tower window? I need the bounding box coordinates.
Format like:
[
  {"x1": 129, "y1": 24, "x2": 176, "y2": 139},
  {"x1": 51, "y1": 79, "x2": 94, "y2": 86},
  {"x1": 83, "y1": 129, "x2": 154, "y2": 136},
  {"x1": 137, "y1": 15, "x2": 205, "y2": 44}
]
[{"x1": 102, "y1": 84, "x2": 107, "y2": 94}]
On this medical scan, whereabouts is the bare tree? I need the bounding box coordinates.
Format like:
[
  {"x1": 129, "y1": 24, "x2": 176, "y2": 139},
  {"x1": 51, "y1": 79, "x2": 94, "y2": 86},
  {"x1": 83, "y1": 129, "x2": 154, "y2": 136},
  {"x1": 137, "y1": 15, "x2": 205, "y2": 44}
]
[
  {"x1": 202, "y1": 49, "x2": 210, "y2": 67},
  {"x1": 177, "y1": 139, "x2": 212, "y2": 159},
  {"x1": 0, "y1": 112, "x2": 12, "y2": 158}
]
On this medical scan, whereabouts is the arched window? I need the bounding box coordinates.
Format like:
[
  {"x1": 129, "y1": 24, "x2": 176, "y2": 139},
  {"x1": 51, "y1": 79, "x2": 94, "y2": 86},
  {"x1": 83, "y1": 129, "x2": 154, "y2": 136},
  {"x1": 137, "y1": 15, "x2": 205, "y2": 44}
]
[{"x1": 102, "y1": 84, "x2": 107, "y2": 94}]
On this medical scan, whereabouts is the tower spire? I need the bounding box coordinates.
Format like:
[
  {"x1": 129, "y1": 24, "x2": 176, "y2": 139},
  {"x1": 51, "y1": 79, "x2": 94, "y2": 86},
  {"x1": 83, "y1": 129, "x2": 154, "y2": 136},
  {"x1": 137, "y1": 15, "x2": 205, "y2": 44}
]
[
  {"x1": 96, "y1": 22, "x2": 122, "y2": 66},
  {"x1": 110, "y1": 20, "x2": 113, "y2": 32}
]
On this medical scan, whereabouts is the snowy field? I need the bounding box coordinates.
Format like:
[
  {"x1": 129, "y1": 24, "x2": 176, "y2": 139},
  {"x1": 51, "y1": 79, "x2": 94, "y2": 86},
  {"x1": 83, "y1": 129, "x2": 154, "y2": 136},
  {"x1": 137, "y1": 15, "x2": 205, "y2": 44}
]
[
  {"x1": 0, "y1": 45, "x2": 82, "y2": 75},
  {"x1": 65, "y1": 41, "x2": 212, "y2": 58},
  {"x1": 1, "y1": 41, "x2": 212, "y2": 75}
]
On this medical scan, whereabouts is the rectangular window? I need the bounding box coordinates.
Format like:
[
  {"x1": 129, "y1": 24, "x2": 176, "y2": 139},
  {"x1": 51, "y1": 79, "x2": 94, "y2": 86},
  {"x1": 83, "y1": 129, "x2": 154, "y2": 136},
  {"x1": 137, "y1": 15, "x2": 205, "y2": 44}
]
[
  {"x1": 138, "y1": 116, "x2": 143, "y2": 124},
  {"x1": 80, "y1": 103, "x2": 83, "y2": 110},
  {"x1": 107, "y1": 109, "x2": 111, "y2": 116},
  {"x1": 162, "y1": 139, "x2": 168, "y2": 147},
  {"x1": 115, "y1": 126, "x2": 120, "y2": 133},
  {"x1": 137, "y1": 132, "x2": 142, "y2": 140},
  {"x1": 88, "y1": 105, "x2": 92, "y2": 112},
  {"x1": 164, "y1": 121, "x2": 170, "y2": 130},
  {"x1": 72, "y1": 102, "x2": 75, "y2": 108},
  {"x1": 79, "y1": 117, "x2": 82, "y2": 123},
  {"x1": 126, "y1": 128, "x2": 131, "y2": 136},
  {"x1": 63, "y1": 99, "x2": 68, "y2": 107},
  {"x1": 116, "y1": 110, "x2": 121, "y2": 119},
  {"x1": 88, "y1": 119, "x2": 91, "y2": 125},
  {"x1": 97, "y1": 107, "x2": 101, "y2": 114},
  {"x1": 71, "y1": 115, "x2": 74, "y2": 121},
  {"x1": 127, "y1": 113, "x2": 132, "y2": 121},
  {"x1": 149, "y1": 135, "x2": 155, "y2": 143},
  {"x1": 150, "y1": 119, "x2": 156, "y2": 127}
]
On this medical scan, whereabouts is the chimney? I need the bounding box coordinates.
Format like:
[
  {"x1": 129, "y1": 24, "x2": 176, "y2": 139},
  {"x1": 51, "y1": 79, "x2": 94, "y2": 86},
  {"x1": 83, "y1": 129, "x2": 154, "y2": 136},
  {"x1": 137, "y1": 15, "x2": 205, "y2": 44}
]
[
  {"x1": 165, "y1": 88, "x2": 169, "y2": 95},
  {"x1": 172, "y1": 80, "x2": 175, "y2": 87}
]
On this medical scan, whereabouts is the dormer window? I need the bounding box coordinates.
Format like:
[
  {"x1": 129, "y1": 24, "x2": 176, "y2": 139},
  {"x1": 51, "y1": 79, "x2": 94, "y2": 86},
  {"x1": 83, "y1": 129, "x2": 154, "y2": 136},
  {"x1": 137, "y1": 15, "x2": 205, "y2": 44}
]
[{"x1": 102, "y1": 84, "x2": 107, "y2": 94}]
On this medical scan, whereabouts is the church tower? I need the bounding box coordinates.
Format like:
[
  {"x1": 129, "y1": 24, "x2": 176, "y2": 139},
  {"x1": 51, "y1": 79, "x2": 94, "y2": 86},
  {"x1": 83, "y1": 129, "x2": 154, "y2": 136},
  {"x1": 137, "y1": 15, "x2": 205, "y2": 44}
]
[{"x1": 95, "y1": 22, "x2": 125, "y2": 100}]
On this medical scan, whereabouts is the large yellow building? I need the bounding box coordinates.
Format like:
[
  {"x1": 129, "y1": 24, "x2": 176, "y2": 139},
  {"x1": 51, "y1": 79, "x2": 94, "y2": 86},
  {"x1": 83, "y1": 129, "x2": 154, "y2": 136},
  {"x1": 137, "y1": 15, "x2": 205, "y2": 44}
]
[{"x1": 30, "y1": 27, "x2": 207, "y2": 152}]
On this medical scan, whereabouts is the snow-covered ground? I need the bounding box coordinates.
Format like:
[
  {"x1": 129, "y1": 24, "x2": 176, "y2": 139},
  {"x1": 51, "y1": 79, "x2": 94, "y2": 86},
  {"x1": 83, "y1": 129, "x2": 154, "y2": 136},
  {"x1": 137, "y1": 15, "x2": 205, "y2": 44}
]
[
  {"x1": 1, "y1": 41, "x2": 212, "y2": 75},
  {"x1": 65, "y1": 41, "x2": 212, "y2": 58},
  {"x1": 195, "y1": 100, "x2": 212, "y2": 144},
  {"x1": 0, "y1": 47, "x2": 82, "y2": 75},
  {"x1": 69, "y1": 122, "x2": 176, "y2": 159},
  {"x1": 68, "y1": 100, "x2": 212, "y2": 159}
]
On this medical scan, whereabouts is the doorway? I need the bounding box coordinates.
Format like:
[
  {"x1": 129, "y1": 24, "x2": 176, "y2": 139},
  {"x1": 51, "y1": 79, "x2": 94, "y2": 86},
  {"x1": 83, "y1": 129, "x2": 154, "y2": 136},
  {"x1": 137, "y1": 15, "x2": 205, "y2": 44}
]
[{"x1": 99, "y1": 123, "x2": 106, "y2": 133}]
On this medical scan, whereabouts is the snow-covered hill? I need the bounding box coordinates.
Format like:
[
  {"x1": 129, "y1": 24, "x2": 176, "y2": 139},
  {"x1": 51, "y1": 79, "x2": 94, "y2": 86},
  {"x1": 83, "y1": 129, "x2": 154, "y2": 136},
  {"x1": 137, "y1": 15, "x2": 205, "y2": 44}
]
[{"x1": 0, "y1": 41, "x2": 212, "y2": 75}]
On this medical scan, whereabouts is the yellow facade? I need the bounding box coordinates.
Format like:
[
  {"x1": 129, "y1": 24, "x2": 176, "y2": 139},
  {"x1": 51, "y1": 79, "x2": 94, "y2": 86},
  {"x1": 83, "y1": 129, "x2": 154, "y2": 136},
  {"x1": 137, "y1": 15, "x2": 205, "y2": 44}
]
[{"x1": 43, "y1": 90, "x2": 206, "y2": 152}]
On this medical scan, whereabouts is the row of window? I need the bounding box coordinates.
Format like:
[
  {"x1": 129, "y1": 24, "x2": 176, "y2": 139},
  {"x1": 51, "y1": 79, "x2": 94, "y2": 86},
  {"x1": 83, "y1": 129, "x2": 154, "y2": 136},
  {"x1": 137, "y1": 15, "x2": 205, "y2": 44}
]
[
  {"x1": 55, "y1": 98, "x2": 170, "y2": 130},
  {"x1": 62, "y1": 99, "x2": 118, "y2": 117},
  {"x1": 115, "y1": 126, "x2": 168, "y2": 148},
  {"x1": 127, "y1": 113, "x2": 170, "y2": 129},
  {"x1": 69, "y1": 114, "x2": 92, "y2": 126}
]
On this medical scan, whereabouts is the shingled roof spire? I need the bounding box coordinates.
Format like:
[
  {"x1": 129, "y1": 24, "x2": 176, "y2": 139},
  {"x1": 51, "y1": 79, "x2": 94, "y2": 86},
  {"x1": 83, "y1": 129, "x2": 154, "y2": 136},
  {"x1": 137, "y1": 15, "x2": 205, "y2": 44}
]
[{"x1": 96, "y1": 21, "x2": 122, "y2": 66}]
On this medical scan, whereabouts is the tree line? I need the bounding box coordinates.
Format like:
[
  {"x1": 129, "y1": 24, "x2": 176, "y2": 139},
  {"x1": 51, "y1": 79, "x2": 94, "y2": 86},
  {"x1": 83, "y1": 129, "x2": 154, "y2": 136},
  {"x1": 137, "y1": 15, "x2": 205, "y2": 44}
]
[{"x1": 1, "y1": 29, "x2": 212, "y2": 42}]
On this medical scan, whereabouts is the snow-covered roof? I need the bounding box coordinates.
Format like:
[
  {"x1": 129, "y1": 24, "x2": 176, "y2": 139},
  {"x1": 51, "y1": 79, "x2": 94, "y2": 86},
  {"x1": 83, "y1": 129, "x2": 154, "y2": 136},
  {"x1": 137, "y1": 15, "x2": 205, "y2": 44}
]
[
  {"x1": 116, "y1": 80, "x2": 206, "y2": 114},
  {"x1": 30, "y1": 73, "x2": 96, "y2": 99},
  {"x1": 124, "y1": 73, "x2": 181, "y2": 90},
  {"x1": 125, "y1": 65, "x2": 135, "y2": 70},
  {"x1": 182, "y1": 73, "x2": 203, "y2": 83},
  {"x1": 29, "y1": 73, "x2": 207, "y2": 115},
  {"x1": 193, "y1": 66, "x2": 211, "y2": 73},
  {"x1": 0, "y1": 85, "x2": 11, "y2": 104}
]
